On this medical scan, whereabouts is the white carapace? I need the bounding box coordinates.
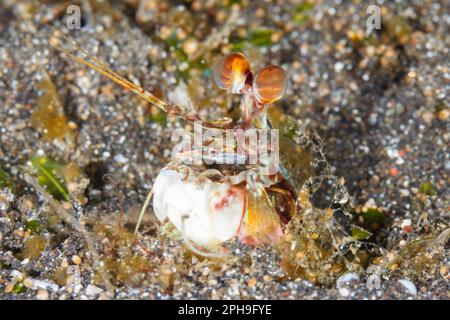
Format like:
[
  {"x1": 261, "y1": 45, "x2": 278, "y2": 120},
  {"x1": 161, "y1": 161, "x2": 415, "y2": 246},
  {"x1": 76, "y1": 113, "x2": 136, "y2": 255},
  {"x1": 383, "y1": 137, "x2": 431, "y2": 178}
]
[{"x1": 153, "y1": 169, "x2": 246, "y2": 247}]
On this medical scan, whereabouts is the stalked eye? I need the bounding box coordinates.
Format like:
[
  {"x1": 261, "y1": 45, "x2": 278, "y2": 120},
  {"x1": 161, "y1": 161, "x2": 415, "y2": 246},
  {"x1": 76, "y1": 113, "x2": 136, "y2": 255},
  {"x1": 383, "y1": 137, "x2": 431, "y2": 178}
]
[
  {"x1": 213, "y1": 53, "x2": 251, "y2": 94},
  {"x1": 253, "y1": 65, "x2": 287, "y2": 105}
]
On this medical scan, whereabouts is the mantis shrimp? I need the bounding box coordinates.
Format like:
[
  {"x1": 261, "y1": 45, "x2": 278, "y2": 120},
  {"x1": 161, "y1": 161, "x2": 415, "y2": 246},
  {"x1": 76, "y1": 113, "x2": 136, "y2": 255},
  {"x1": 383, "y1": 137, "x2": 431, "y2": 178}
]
[{"x1": 49, "y1": 29, "x2": 314, "y2": 255}]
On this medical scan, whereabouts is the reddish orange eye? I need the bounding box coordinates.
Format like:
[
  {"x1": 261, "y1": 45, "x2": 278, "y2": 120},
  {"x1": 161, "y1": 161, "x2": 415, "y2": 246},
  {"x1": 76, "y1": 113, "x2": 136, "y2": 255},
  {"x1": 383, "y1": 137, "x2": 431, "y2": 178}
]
[
  {"x1": 253, "y1": 65, "x2": 287, "y2": 105},
  {"x1": 213, "y1": 53, "x2": 251, "y2": 94}
]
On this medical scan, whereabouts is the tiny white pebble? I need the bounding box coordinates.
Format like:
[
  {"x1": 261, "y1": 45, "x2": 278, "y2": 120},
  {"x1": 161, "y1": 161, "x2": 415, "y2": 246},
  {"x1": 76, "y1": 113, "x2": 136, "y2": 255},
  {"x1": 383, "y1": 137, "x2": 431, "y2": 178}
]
[{"x1": 334, "y1": 62, "x2": 344, "y2": 73}]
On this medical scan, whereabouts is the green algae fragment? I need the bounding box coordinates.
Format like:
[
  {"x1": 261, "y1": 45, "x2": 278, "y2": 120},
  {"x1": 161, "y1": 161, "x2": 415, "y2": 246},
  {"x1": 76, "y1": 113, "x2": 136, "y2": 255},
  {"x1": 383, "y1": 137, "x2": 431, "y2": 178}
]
[
  {"x1": 419, "y1": 181, "x2": 436, "y2": 196},
  {"x1": 25, "y1": 220, "x2": 40, "y2": 235},
  {"x1": 0, "y1": 167, "x2": 14, "y2": 189},
  {"x1": 231, "y1": 29, "x2": 274, "y2": 51},
  {"x1": 351, "y1": 225, "x2": 373, "y2": 240},
  {"x1": 249, "y1": 29, "x2": 273, "y2": 46},
  {"x1": 294, "y1": 2, "x2": 313, "y2": 23},
  {"x1": 361, "y1": 208, "x2": 387, "y2": 232},
  {"x1": 12, "y1": 281, "x2": 27, "y2": 294},
  {"x1": 31, "y1": 156, "x2": 69, "y2": 201}
]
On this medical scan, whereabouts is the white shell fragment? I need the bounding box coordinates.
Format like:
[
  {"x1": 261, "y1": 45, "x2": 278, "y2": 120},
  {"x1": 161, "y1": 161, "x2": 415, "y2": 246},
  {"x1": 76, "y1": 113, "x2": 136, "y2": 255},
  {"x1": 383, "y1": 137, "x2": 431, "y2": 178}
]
[
  {"x1": 153, "y1": 169, "x2": 245, "y2": 247},
  {"x1": 398, "y1": 279, "x2": 417, "y2": 296}
]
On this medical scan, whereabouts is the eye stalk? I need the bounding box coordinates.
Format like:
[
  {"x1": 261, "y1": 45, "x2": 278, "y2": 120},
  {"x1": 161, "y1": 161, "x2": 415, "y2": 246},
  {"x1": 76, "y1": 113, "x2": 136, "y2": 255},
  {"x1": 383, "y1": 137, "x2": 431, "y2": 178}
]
[
  {"x1": 213, "y1": 53, "x2": 252, "y2": 94},
  {"x1": 253, "y1": 65, "x2": 287, "y2": 105},
  {"x1": 212, "y1": 53, "x2": 287, "y2": 126}
]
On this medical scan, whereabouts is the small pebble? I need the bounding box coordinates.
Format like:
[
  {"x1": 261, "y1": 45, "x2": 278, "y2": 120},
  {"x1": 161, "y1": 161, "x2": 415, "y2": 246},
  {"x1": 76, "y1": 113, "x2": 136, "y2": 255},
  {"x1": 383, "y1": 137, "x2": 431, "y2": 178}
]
[
  {"x1": 85, "y1": 284, "x2": 103, "y2": 296},
  {"x1": 36, "y1": 289, "x2": 49, "y2": 300},
  {"x1": 4, "y1": 283, "x2": 14, "y2": 294},
  {"x1": 72, "y1": 255, "x2": 82, "y2": 265},
  {"x1": 334, "y1": 62, "x2": 344, "y2": 73},
  {"x1": 389, "y1": 167, "x2": 399, "y2": 176},
  {"x1": 247, "y1": 278, "x2": 257, "y2": 288},
  {"x1": 182, "y1": 38, "x2": 198, "y2": 56},
  {"x1": 438, "y1": 109, "x2": 448, "y2": 121},
  {"x1": 23, "y1": 278, "x2": 34, "y2": 289}
]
